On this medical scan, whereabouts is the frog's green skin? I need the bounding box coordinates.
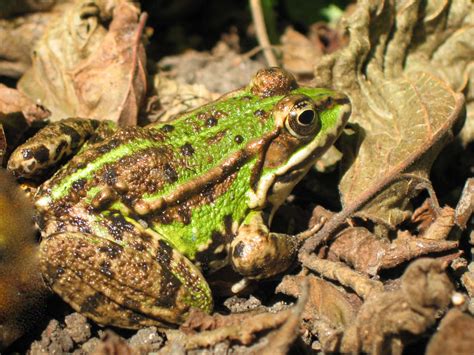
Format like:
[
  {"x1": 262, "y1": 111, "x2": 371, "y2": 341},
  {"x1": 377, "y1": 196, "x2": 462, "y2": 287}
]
[{"x1": 7, "y1": 68, "x2": 351, "y2": 328}]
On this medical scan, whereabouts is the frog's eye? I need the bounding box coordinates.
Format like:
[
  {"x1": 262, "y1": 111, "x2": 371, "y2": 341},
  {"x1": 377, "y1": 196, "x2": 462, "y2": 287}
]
[{"x1": 285, "y1": 99, "x2": 320, "y2": 138}]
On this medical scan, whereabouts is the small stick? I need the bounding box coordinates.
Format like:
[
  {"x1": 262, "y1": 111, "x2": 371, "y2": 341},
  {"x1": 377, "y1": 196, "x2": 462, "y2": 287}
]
[{"x1": 250, "y1": 0, "x2": 278, "y2": 67}]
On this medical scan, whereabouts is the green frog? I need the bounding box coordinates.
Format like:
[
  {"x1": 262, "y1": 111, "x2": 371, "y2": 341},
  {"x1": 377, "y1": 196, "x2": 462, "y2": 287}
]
[{"x1": 7, "y1": 68, "x2": 351, "y2": 328}]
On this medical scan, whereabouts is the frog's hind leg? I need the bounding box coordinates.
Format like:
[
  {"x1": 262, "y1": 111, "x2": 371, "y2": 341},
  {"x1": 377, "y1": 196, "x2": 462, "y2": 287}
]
[
  {"x1": 40, "y1": 232, "x2": 213, "y2": 328},
  {"x1": 7, "y1": 118, "x2": 116, "y2": 179}
]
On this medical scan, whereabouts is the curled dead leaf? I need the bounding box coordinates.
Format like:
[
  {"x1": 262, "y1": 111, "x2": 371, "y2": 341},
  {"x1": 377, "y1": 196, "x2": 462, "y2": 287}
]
[
  {"x1": 312, "y1": 0, "x2": 467, "y2": 232},
  {"x1": 18, "y1": 0, "x2": 147, "y2": 126},
  {"x1": 426, "y1": 309, "x2": 474, "y2": 355},
  {"x1": 327, "y1": 226, "x2": 458, "y2": 275},
  {"x1": 340, "y1": 258, "x2": 453, "y2": 354},
  {"x1": 276, "y1": 274, "x2": 359, "y2": 329}
]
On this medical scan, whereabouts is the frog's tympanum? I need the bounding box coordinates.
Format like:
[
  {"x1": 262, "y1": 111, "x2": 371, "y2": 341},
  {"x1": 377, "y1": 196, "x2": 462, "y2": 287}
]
[{"x1": 7, "y1": 68, "x2": 351, "y2": 328}]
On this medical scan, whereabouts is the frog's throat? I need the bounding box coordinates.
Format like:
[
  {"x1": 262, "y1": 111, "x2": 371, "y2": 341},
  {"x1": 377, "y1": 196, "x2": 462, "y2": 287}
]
[{"x1": 247, "y1": 101, "x2": 351, "y2": 210}]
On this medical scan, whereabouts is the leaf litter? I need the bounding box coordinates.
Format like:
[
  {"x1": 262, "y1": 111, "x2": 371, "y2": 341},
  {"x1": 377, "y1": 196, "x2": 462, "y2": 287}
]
[{"x1": 0, "y1": 0, "x2": 473, "y2": 353}]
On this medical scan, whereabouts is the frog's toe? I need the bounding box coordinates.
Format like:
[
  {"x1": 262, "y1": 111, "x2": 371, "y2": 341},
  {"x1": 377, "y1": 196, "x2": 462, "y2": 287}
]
[{"x1": 40, "y1": 232, "x2": 212, "y2": 328}]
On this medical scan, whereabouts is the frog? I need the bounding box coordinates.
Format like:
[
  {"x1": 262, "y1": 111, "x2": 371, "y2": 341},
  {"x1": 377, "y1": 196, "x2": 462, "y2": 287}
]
[{"x1": 7, "y1": 68, "x2": 351, "y2": 329}]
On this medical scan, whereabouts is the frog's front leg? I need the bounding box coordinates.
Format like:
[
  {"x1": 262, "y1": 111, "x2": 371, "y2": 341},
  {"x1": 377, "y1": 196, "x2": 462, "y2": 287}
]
[
  {"x1": 40, "y1": 232, "x2": 213, "y2": 328},
  {"x1": 7, "y1": 118, "x2": 116, "y2": 179},
  {"x1": 230, "y1": 211, "x2": 300, "y2": 280}
]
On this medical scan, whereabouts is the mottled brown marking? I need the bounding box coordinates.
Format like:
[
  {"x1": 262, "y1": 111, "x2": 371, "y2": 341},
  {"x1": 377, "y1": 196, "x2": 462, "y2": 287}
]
[
  {"x1": 180, "y1": 143, "x2": 195, "y2": 156},
  {"x1": 97, "y1": 138, "x2": 121, "y2": 154},
  {"x1": 80, "y1": 293, "x2": 106, "y2": 314},
  {"x1": 163, "y1": 163, "x2": 178, "y2": 183},
  {"x1": 55, "y1": 140, "x2": 68, "y2": 155},
  {"x1": 99, "y1": 260, "x2": 114, "y2": 277},
  {"x1": 207, "y1": 130, "x2": 228, "y2": 145},
  {"x1": 233, "y1": 241, "x2": 245, "y2": 258},
  {"x1": 32, "y1": 145, "x2": 50, "y2": 163},
  {"x1": 106, "y1": 212, "x2": 135, "y2": 241},
  {"x1": 154, "y1": 240, "x2": 181, "y2": 308},
  {"x1": 103, "y1": 167, "x2": 117, "y2": 186},
  {"x1": 59, "y1": 124, "x2": 81, "y2": 146},
  {"x1": 98, "y1": 244, "x2": 122, "y2": 259}
]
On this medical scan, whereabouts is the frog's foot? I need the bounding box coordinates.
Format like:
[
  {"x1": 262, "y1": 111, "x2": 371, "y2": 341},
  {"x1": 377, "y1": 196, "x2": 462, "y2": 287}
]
[
  {"x1": 40, "y1": 232, "x2": 212, "y2": 328},
  {"x1": 230, "y1": 211, "x2": 300, "y2": 280},
  {"x1": 7, "y1": 118, "x2": 116, "y2": 179}
]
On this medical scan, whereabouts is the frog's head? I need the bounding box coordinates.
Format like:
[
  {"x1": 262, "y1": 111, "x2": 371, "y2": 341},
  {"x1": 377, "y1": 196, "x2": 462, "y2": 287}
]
[{"x1": 247, "y1": 68, "x2": 351, "y2": 215}]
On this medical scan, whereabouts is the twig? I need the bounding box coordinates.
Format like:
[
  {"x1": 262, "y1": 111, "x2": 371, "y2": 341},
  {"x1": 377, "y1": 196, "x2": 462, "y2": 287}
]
[{"x1": 249, "y1": 0, "x2": 278, "y2": 67}]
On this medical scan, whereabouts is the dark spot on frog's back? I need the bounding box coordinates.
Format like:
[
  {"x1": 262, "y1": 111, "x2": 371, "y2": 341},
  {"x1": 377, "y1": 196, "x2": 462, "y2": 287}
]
[
  {"x1": 234, "y1": 135, "x2": 244, "y2": 144},
  {"x1": 161, "y1": 124, "x2": 174, "y2": 133},
  {"x1": 72, "y1": 178, "x2": 86, "y2": 191},
  {"x1": 106, "y1": 212, "x2": 134, "y2": 241},
  {"x1": 99, "y1": 260, "x2": 114, "y2": 278},
  {"x1": 205, "y1": 116, "x2": 218, "y2": 127},
  {"x1": 254, "y1": 109, "x2": 268, "y2": 120},
  {"x1": 103, "y1": 167, "x2": 117, "y2": 185},
  {"x1": 32, "y1": 145, "x2": 50, "y2": 163},
  {"x1": 59, "y1": 124, "x2": 81, "y2": 146},
  {"x1": 55, "y1": 140, "x2": 68, "y2": 155},
  {"x1": 46, "y1": 265, "x2": 65, "y2": 285},
  {"x1": 80, "y1": 292, "x2": 106, "y2": 314},
  {"x1": 97, "y1": 138, "x2": 120, "y2": 154},
  {"x1": 164, "y1": 163, "x2": 178, "y2": 183},
  {"x1": 98, "y1": 244, "x2": 122, "y2": 259},
  {"x1": 154, "y1": 240, "x2": 181, "y2": 308},
  {"x1": 180, "y1": 143, "x2": 194, "y2": 156}
]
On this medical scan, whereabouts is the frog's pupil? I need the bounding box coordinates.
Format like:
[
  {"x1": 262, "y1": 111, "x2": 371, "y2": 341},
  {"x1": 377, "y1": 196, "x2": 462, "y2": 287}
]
[{"x1": 298, "y1": 110, "x2": 315, "y2": 125}]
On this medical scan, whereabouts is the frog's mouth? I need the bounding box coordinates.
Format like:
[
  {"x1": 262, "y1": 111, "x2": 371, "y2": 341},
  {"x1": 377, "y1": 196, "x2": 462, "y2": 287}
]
[{"x1": 248, "y1": 99, "x2": 351, "y2": 211}]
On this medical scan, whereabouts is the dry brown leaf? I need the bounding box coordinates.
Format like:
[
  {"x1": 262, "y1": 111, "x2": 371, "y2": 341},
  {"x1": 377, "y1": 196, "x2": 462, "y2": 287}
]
[
  {"x1": 0, "y1": 84, "x2": 50, "y2": 162},
  {"x1": 149, "y1": 74, "x2": 219, "y2": 123},
  {"x1": 276, "y1": 274, "x2": 359, "y2": 329},
  {"x1": 426, "y1": 309, "x2": 474, "y2": 355},
  {"x1": 312, "y1": 0, "x2": 467, "y2": 232},
  {"x1": 162, "y1": 297, "x2": 306, "y2": 352},
  {"x1": 0, "y1": 2, "x2": 73, "y2": 78},
  {"x1": 281, "y1": 27, "x2": 322, "y2": 76},
  {"x1": 328, "y1": 227, "x2": 458, "y2": 275},
  {"x1": 340, "y1": 258, "x2": 454, "y2": 354},
  {"x1": 18, "y1": 0, "x2": 147, "y2": 126}
]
